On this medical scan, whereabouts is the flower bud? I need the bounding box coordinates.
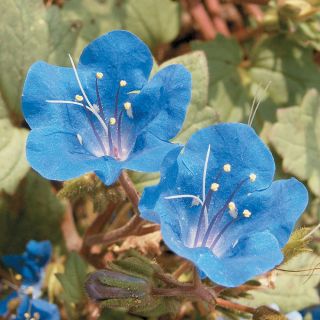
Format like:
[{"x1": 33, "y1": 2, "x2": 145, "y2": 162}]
[{"x1": 85, "y1": 252, "x2": 180, "y2": 317}]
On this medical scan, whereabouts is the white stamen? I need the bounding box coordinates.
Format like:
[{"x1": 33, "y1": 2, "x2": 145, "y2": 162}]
[
  {"x1": 92, "y1": 104, "x2": 100, "y2": 113},
  {"x1": 165, "y1": 195, "x2": 204, "y2": 206},
  {"x1": 248, "y1": 81, "x2": 272, "y2": 127},
  {"x1": 302, "y1": 222, "x2": 320, "y2": 241},
  {"x1": 46, "y1": 100, "x2": 83, "y2": 107},
  {"x1": 77, "y1": 133, "x2": 83, "y2": 145},
  {"x1": 120, "y1": 80, "x2": 127, "y2": 87},
  {"x1": 228, "y1": 201, "x2": 236, "y2": 212},
  {"x1": 109, "y1": 117, "x2": 116, "y2": 125},
  {"x1": 68, "y1": 54, "x2": 110, "y2": 140},
  {"x1": 223, "y1": 163, "x2": 231, "y2": 172},
  {"x1": 75, "y1": 94, "x2": 83, "y2": 102},
  {"x1": 203, "y1": 145, "x2": 211, "y2": 202}
]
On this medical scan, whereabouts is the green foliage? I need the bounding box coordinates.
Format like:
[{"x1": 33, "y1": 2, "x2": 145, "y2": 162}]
[
  {"x1": 282, "y1": 227, "x2": 312, "y2": 263},
  {"x1": 249, "y1": 36, "x2": 320, "y2": 106},
  {"x1": 131, "y1": 50, "x2": 211, "y2": 190},
  {"x1": 56, "y1": 252, "x2": 89, "y2": 304},
  {"x1": 0, "y1": 95, "x2": 29, "y2": 195},
  {"x1": 192, "y1": 36, "x2": 249, "y2": 123},
  {"x1": 122, "y1": 0, "x2": 181, "y2": 49},
  {"x1": 238, "y1": 252, "x2": 320, "y2": 313},
  {"x1": 270, "y1": 89, "x2": 320, "y2": 196},
  {"x1": 0, "y1": 0, "x2": 80, "y2": 123},
  {"x1": 0, "y1": 171, "x2": 64, "y2": 254}
]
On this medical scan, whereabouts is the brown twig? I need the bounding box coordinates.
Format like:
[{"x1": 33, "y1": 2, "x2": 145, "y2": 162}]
[
  {"x1": 185, "y1": 0, "x2": 217, "y2": 39},
  {"x1": 118, "y1": 171, "x2": 140, "y2": 208},
  {"x1": 216, "y1": 298, "x2": 256, "y2": 314},
  {"x1": 61, "y1": 199, "x2": 82, "y2": 252},
  {"x1": 205, "y1": 0, "x2": 231, "y2": 36},
  {"x1": 225, "y1": 0, "x2": 270, "y2": 4},
  {"x1": 86, "y1": 214, "x2": 143, "y2": 246}
]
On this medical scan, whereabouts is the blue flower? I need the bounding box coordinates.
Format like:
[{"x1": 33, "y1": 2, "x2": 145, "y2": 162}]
[
  {"x1": 16, "y1": 296, "x2": 60, "y2": 320},
  {"x1": 139, "y1": 123, "x2": 308, "y2": 287},
  {"x1": 22, "y1": 30, "x2": 191, "y2": 185},
  {"x1": 0, "y1": 241, "x2": 59, "y2": 319},
  {"x1": 2, "y1": 240, "x2": 52, "y2": 285}
]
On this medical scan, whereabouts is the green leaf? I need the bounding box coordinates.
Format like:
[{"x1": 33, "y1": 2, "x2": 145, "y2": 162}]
[
  {"x1": 161, "y1": 51, "x2": 211, "y2": 144},
  {"x1": 0, "y1": 0, "x2": 80, "y2": 122},
  {"x1": 62, "y1": 0, "x2": 122, "y2": 58},
  {"x1": 122, "y1": 0, "x2": 181, "y2": 49},
  {"x1": 238, "y1": 252, "x2": 320, "y2": 313},
  {"x1": 0, "y1": 95, "x2": 29, "y2": 195},
  {"x1": 269, "y1": 89, "x2": 320, "y2": 196},
  {"x1": 130, "y1": 51, "x2": 211, "y2": 190},
  {"x1": 249, "y1": 36, "x2": 320, "y2": 106},
  {"x1": 56, "y1": 252, "x2": 88, "y2": 304},
  {"x1": 0, "y1": 171, "x2": 64, "y2": 254},
  {"x1": 192, "y1": 36, "x2": 250, "y2": 123},
  {"x1": 282, "y1": 228, "x2": 312, "y2": 264}
]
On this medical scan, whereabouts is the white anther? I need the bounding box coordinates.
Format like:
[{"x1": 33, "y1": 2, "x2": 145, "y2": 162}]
[
  {"x1": 109, "y1": 117, "x2": 116, "y2": 125},
  {"x1": 210, "y1": 183, "x2": 219, "y2": 192},
  {"x1": 25, "y1": 286, "x2": 33, "y2": 295},
  {"x1": 249, "y1": 173, "x2": 257, "y2": 182},
  {"x1": 24, "y1": 313, "x2": 30, "y2": 319},
  {"x1": 75, "y1": 94, "x2": 83, "y2": 102},
  {"x1": 120, "y1": 80, "x2": 127, "y2": 87},
  {"x1": 33, "y1": 313, "x2": 40, "y2": 320},
  {"x1": 228, "y1": 201, "x2": 236, "y2": 212},
  {"x1": 243, "y1": 209, "x2": 252, "y2": 218},
  {"x1": 124, "y1": 102, "x2": 131, "y2": 110},
  {"x1": 96, "y1": 72, "x2": 103, "y2": 79},
  {"x1": 77, "y1": 134, "x2": 83, "y2": 145},
  {"x1": 223, "y1": 164, "x2": 231, "y2": 172}
]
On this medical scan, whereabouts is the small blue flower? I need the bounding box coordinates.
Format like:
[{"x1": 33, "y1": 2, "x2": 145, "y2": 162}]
[
  {"x1": 2, "y1": 240, "x2": 52, "y2": 285},
  {"x1": 22, "y1": 30, "x2": 191, "y2": 185},
  {"x1": 0, "y1": 241, "x2": 58, "y2": 319},
  {"x1": 139, "y1": 123, "x2": 308, "y2": 287},
  {"x1": 16, "y1": 296, "x2": 60, "y2": 320}
]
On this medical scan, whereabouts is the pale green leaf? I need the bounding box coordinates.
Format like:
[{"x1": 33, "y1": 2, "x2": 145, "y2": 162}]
[
  {"x1": 238, "y1": 252, "x2": 320, "y2": 313},
  {"x1": 161, "y1": 51, "x2": 210, "y2": 144},
  {"x1": 0, "y1": 0, "x2": 79, "y2": 122},
  {"x1": 122, "y1": 0, "x2": 181, "y2": 48},
  {"x1": 192, "y1": 36, "x2": 250, "y2": 123},
  {"x1": 0, "y1": 95, "x2": 29, "y2": 194},
  {"x1": 249, "y1": 36, "x2": 320, "y2": 106},
  {"x1": 269, "y1": 89, "x2": 320, "y2": 196},
  {"x1": 62, "y1": 0, "x2": 122, "y2": 58}
]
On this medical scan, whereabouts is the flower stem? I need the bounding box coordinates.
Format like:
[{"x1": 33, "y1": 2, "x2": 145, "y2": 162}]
[
  {"x1": 215, "y1": 298, "x2": 256, "y2": 314},
  {"x1": 119, "y1": 171, "x2": 140, "y2": 208}
]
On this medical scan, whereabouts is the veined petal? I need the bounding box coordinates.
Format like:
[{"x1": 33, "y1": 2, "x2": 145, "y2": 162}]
[
  {"x1": 26, "y1": 127, "x2": 114, "y2": 182},
  {"x1": 132, "y1": 64, "x2": 191, "y2": 139}
]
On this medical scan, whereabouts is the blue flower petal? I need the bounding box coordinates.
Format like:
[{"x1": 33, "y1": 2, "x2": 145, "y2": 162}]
[
  {"x1": 26, "y1": 240, "x2": 52, "y2": 267},
  {"x1": 26, "y1": 127, "x2": 114, "y2": 181},
  {"x1": 132, "y1": 64, "x2": 191, "y2": 139},
  {"x1": 139, "y1": 146, "x2": 183, "y2": 223},
  {"x1": 122, "y1": 133, "x2": 181, "y2": 172},
  {"x1": 78, "y1": 30, "x2": 152, "y2": 101},
  {"x1": 17, "y1": 296, "x2": 60, "y2": 320},
  {"x1": 22, "y1": 61, "x2": 81, "y2": 130},
  {"x1": 161, "y1": 214, "x2": 283, "y2": 286},
  {"x1": 222, "y1": 178, "x2": 308, "y2": 249}
]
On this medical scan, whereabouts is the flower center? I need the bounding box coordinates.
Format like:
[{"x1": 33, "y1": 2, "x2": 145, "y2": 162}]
[
  {"x1": 165, "y1": 144, "x2": 256, "y2": 256},
  {"x1": 46, "y1": 55, "x2": 135, "y2": 161}
]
